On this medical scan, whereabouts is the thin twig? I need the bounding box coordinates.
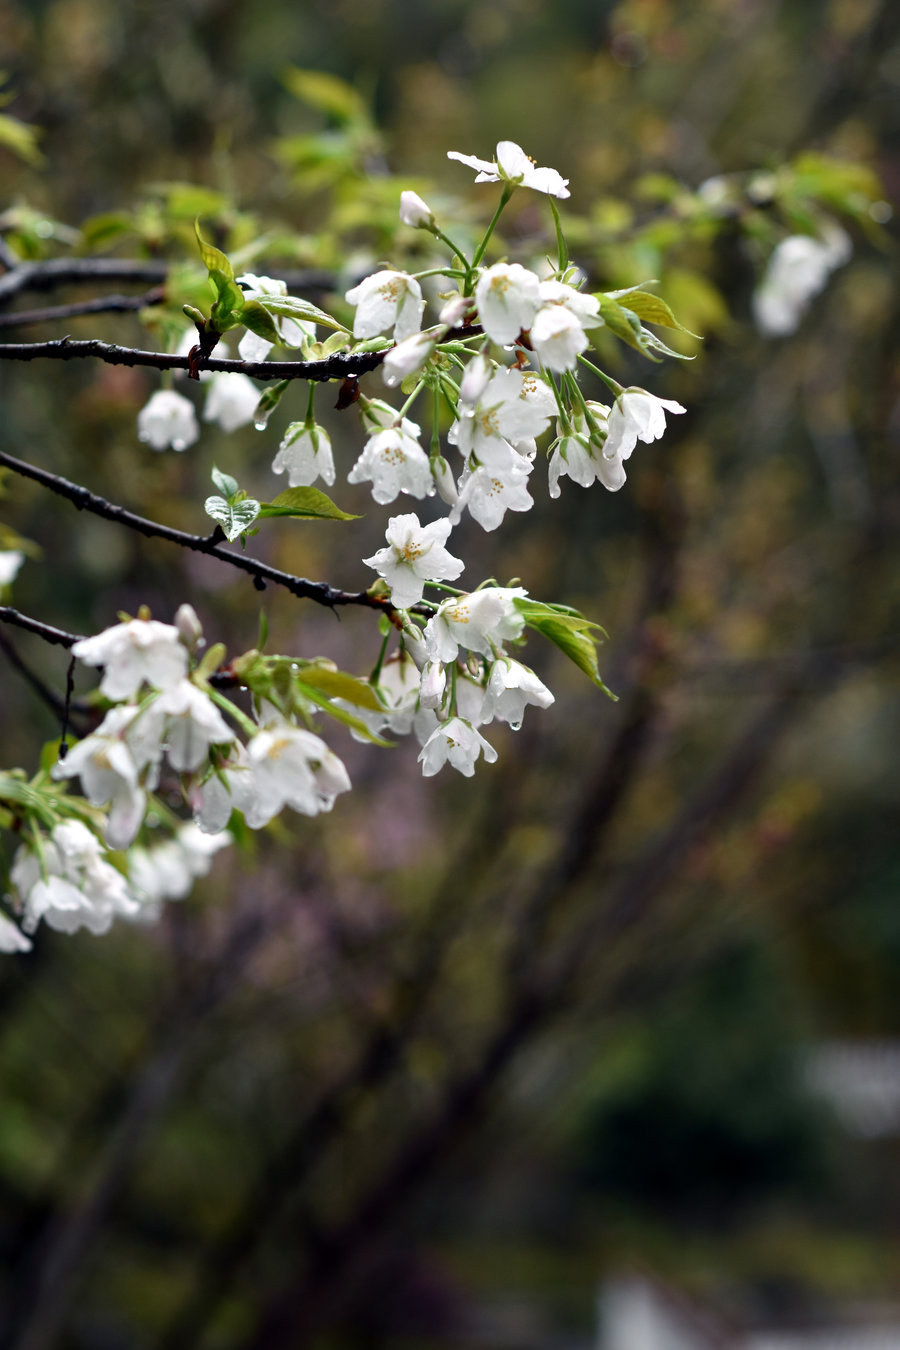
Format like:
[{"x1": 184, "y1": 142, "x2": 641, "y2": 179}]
[
  {"x1": 0, "y1": 606, "x2": 81, "y2": 648},
  {"x1": 0, "y1": 335, "x2": 386, "y2": 383},
  {"x1": 0, "y1": 451, "x2": 396, "y2": 612},
  {"x1": 0, "y1": 288, "x2": 165, "y2": 329},
  {"x1": 0, "y1": 628, "x2": 89, "y2": 728}
]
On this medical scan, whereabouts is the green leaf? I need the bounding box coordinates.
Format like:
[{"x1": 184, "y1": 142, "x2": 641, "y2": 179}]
[
  {"x1": 240, "y1": 300, "x2": 282, "y2": 344},
  {"x1": 204, "y1": 494, "x2": 261, "y2": 542},
  {"x1": 282, "y1": 67, "x2": 369, "y2": 127},
  {"x1": 195, "y1": 219, "x2": 235, "y2": 285},
  {"x1": 79, "y1": 212, "x2": 135, "y2": 250},
  {"x1": 258, "y1": 487, "x2": 359, "y2": 522},
  {"x1": 211, "y1": 466, "x2": 239, "y2": 500},
  {"x1": 252, "y1": 292, "x2": 348, "y2": 332},
  {"x1": 617, "y1": 289, "x2": 701, "y2": 338},
  {"x1": 294, "y1": 664, "x2": 383, "y2": 711},
  {"x1": 294, "y1": 679, "x2": 393, "y2": 745},
  {"x1": 0, "y1": 111, "x2": 43, "y2": 166},
  {"x1": 595, "y1": 295, "x2": 651, "y2": 356},
  {"x1": 195, "y1": 219, "x2": 244, "y2": 328},
  {"x1": 253, "y1": 380, "x2": 290, "y2": 429},
  {"x1": 514, "y1": 599, "x2": 616, "y2": 698}
]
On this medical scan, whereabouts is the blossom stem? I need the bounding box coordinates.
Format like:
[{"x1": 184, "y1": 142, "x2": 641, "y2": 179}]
[
  {"x1": 576, "y1": 354, "x2": 623, "y2": 397},
  {"x1": 207, "y1": 687, "x2": 259, "y2": 740},
  {"x1": 432, "y1": 227, "x2": 472, "y2": 269},
  {"x1": 397, "y1": 382, "x2": 424, "y2": 421},
  {"x1": 412, "y1": 267, "x2": 467, "y2": 282},
  {"x1": 369, "y1": 631, "x2": 391, "y2": 686},
  {"x1": 469, "y1": 185, "x2": 514, "y2": 280},
  {"x1": 564, "y1": 371, "x2": 604, "y2": 441},
  {"x1": 448, "y1": 661, "x2": 458, "y2": 718},
  {"x1": 304, "y1": 380, "x2": 316, "y2": 426}
]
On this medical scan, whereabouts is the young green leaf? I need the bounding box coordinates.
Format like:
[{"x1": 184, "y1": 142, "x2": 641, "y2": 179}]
[
  {"x1": 258, "y1": 487, "x2": 359, "y2": 522},
  {"x1": 514, "y1": 599, "x2": 616, "y2": 698},
  {"x1": 204, "y1": 495, "x2": 261, "y2": 542},
  {"x1": 210, "y1": 466, "x2": 240, "y2": 500}
]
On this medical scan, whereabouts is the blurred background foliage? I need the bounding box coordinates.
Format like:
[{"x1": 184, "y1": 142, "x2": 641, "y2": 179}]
[{"x1": 0, "y1": 1, "x2": 898, "y2": 1347}]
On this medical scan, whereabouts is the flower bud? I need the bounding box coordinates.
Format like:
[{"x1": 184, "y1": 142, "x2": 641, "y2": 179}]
[
  {"x1": 399, "y1": 190, "x2": 435, "y2": 229},
  {"x1": 175, "y1": 603, "x2": 205, "y2": 654}
]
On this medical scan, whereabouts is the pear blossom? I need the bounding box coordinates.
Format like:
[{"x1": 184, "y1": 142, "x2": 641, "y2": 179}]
[
  {"x1": 348, "y1": 424, "x2": 434, "y2": 505},
  {"x1": 752, "y1": 223, "x2": 851, "y2": 336},
  {"x1": 0, "y1": 550, "x2": 24, "y2": 586},
  {"x1": 203, "y1": 372, "x2": 260, "y2": 432},
  {"x1": 175, "y1": 603, "x2": 204, "y2": 655},
  {"x1": 548, "y1": 402, "x2": 612, "y2": 497},
  {"x1": 191, "y1": 743, "x2": 257, "y2": 834},
  {"x1": 450, "y1": 455, "x2": 534, "y2": 532},
  {"x1": 431, "y1": 455, "x2": 458, "y2": 506},
  {"x1": 242, "y1": 726, "x2": 351, "y2": 828},
  {"x1": 0, "y1": 912, "x2": 31, "y2": 954},
  {"x1": 425, "y1": 586, "x2": 527, "y2": 663},
  {"x1": 382, "y1": 328, "x2": 439, "y2": 388},
  {"x1": 129, "y1": 824, "x2": 231, "y2": 918},
  {"x1": 474, "y1": 263, "x2": 542, "y2": 346},
  {"x1": 272, "y1": 422, "x2": 335, "y2": 487},
  {"x1": 72, "y1": 619, "x2": 188, "y2": 701},
  {"x1": 137, "y1": 389, "x2": 199, "y2": 452},
  {"x1": 345, "y1": 270, "x2": 425, "y2": 343},
  {"x1": 399, "y1": 190, "x2": 435, "y2": 228},
  {"x1": 448, "y1": 141, "x2": 570, "y2": 199},
  {"x1": 604, "y1": 388, "x2": 686, "y2": 463},
  {"x1": 529, "y1": 303, "x2": 589, "y2": 373},
  {"x1": 451, "y1": 364, "x2": 553, "y2": 469},
  {"x1": 142, "y1": 680, "x2": 235, "y2": 773},
  {"x1": 418, "y1": 717, "x2": 498, "y2": 778},
  {"x1": 363, "y1": 513, "x2": 464, "y2": 609},
  {"x1": 13, "y1": 820, "x2": 139, "y2": 937},
  {"x1": 482, "y1": 658, "x2": 554, "y2": 729},
  {"x1": 51, "y1": 705, "x2": 150, "y2": 849}
]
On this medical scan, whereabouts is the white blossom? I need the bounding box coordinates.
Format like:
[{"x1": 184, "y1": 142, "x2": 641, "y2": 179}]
[
  {"x1": 474, "y1": 263, "x2": 542, "y2": 346},
  {"x1": 363, "y1": 513, "x2": 464, "y2": 610},
  {"x1": 482, "y1": 658, "x2": 554, "y2": 729},
  {"x1": 418, "y1": 717, "x2": 498, "y2": 777},
  {"x1": 547, "y1": 402, "x2": 612, "y2": 498},
  {"x1": 450, "y1": 455, "x2": 534, "y2": 531},
  {"x1": 237, "y1": 273, "x2": 315, "y2": 360},
  {"x1": 51, "y1": 705, "x2": 149, "y2": 849},
  {"x1": 345, "y1": 270, "x2": 425, "y2": 343},
  {"x1": 439, "y1": 293, "x2": 472, "y2": 328},
  {"x1": 0, "y1": 912, "x2": 31, "y2": 953},
  {"x1": 399, "y1": 190, "x2": 434, "y2": 228},
  {"x1": 143, "y1": 680, "x2": 235, "y2": 773},
  {"x1": 604, "y1": 388, "x2": 686, "y2": 463},
  {"x1": 450, "y1": 365, "x2": 553, "y2": 469},
  {"x1": 0, "y1": 550, "x2": 24, "y2": 586},
  {"x1": 424, "y1": 587, "x2": 527, "y2": 663},
  {"x1": 418, "y1": 660, "x2": 446, "y2": 710},
  {"x1": 272, "y1": 422, "x2": 335, "y2": 488},
  {"x1": 348, "y1": 424, "x2": 434, "y2": 505},
  {"x1": 137, "y1": 389, "x2": 199, "y2": 452},
  {"x1": 14, "y1": 820, "x2": 139, "y2": 937},
  {"x1": 203, "y1": 372, "x2": 260, "y2": 432},
  {"x1": 382, "y1": 329, "x2": 439, "y2": 388},
  {"x1": 529, "y1": 303, "x2": 589, "y2": 373},
  {"x1": 753, "y1": 223, "x2": 852, "y2": 336},
  {"x1": 129, "y1": 824, "x2": 231, "y2": 919},
  {"x1": 72, "y1": 619, "x2": 188, "y2": 701},
  {"x1": 191, "y1": 744, "x2": 257, "y2": 834},
  {"x1": 448, "y1": 141, "x2": 570, "y2": 199},
  {"x1": 242, "y1": 726, "x2": 351, "y2": 827}
]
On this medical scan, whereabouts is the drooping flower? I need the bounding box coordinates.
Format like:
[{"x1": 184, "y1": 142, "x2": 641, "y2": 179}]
[
  {"x1": 13, "y1": 820, "x2": 140, "y2": 937},
  {"x1": 450, "y1": 363, "x2": 552, "y2": 469},
  {"x1": 424, "y1": 587, "x2": 527, "y2": 663},
  {"x1": 448, "y1": 141, "x2": 570, "y2": 199},
  {"x1": 474, "y1": 263, "x2": 542, "y2": 346},
  {"x1": 137, "y1": 389, "x2": 199, "y2": 452},
  {"x1": 345, "y1": 270, "x2": 425, "y2": 343},
  {"x1": 752, "y1": 223, "x2": 852, "y2": 337},
  {"x1": 72, "y1": 618, "x2": 188, "y2": 701},
  {"x1": 418, "y1": 717, "x2": 498, "y2": 777},
  {"x1": 129, "y1": 824, "x2": 231, "y2": 919},
  {"x1": 482, "y1": 658, "x2": 554, "y2": 729},
  {"x1": 203, "y1": 372, "x2": 261, "y2": 432},
  {"x1": 450, "y1": 455, "x2": 534, "y2": 532},
  {"x1": 348, "y1": 424, "x2": 434, "y2": 505},
  {"x1": 272, "y1": 422, "x2": 335, "y2": 487},
  {"x1": 529, "y1": 303, "x2": 589, "y2": 373},
  {"x1": 51, "y1": 705, "x2": 150, "y2": 849},
  {"x1": 547, "y1": 402, "x2": 612, "y2": 498},
  {"x1": 242, "y1": 726, "x2": 351, "y2": 827},
  {"x1": 142, "y1": 680, "x2": 235, "y2": 774},
  {"x1": 603, "y1": 388, "x2": 686, "y2": 463},
  {"x1": 363, "y1": 513, "x2": 464, "y2": 610}
]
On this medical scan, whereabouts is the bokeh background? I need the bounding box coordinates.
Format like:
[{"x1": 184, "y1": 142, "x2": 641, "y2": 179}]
[{"x1": 0, "y1": 1, "x2": 899, "y2": 1347}]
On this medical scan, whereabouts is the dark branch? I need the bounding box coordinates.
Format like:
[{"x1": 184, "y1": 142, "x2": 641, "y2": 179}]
[
  {"x1": 0, "y1": 288, "x2": 165, "y2": 329},
  {"x1": 0, "y1": 606, "x2": 82, "y2": 649},
  {"x1": 0, "y1": 336, "x2": 386, "y2": 383},
  {"x1": 0, "y1": 256, "x2": 335, "y2": 305},
  {"x1": 0, "y1": 451, "x2": 394, "y2": 612}
]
